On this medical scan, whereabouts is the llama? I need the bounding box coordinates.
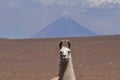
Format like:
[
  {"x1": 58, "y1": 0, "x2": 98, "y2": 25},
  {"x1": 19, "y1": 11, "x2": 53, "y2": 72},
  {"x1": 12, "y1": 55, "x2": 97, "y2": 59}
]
[{"x1": 51, "y1": 40, "x2": 76, "y2": 80}]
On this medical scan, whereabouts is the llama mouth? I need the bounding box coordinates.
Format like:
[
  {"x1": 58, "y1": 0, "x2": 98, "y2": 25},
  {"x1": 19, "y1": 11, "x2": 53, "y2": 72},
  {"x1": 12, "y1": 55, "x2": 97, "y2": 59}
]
[{"x1": 62, "y1": 58, "x2": 68, "y2": 61}]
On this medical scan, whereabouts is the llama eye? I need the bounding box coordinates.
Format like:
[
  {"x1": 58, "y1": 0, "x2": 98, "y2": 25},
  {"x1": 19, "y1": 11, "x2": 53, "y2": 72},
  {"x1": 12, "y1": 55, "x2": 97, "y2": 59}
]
[
  {"x1": 68, "y1": 51, "x2": 71, "y2": 54},
  {"x1": 60, "y1": 51, "x2": 63, "y2": 54}
]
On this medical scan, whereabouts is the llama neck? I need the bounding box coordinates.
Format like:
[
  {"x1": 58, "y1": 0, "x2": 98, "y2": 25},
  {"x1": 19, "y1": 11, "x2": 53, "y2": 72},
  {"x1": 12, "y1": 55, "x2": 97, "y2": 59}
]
[{"x1": 59, "y1": 55, "x2": 76, "y2": 80}]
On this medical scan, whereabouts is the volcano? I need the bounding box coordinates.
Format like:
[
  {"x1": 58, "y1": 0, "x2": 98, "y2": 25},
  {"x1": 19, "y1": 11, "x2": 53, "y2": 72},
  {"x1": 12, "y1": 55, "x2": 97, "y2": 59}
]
[{"x1": 32, "y1": 17, "x2": 97, "y2": 38}]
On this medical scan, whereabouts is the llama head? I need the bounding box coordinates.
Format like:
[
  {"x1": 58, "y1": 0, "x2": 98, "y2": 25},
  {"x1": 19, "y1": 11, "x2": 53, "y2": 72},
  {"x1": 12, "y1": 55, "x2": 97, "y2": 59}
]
[{"x1": 59, "y1": 40, "x2": 71, "y2": 61}]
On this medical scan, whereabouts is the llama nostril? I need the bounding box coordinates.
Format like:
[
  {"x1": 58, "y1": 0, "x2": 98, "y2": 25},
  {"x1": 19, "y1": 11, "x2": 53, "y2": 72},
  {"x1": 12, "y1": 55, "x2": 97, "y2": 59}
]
[{"x1": 62, "y1": 55, "x2": 66, "y2": 57}]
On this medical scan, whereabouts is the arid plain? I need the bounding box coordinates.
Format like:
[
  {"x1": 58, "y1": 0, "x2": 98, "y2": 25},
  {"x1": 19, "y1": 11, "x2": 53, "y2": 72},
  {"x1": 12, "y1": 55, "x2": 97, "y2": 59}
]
[{"x1": 0, "y1": 35, "x2": 120, "y2": 80}]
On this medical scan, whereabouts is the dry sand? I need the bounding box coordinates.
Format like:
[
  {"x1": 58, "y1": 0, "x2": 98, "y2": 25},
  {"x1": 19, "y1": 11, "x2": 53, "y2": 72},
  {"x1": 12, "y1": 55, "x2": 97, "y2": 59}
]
[{"x1": 0, "y1": 35, "x2": 120, "y2": 80}]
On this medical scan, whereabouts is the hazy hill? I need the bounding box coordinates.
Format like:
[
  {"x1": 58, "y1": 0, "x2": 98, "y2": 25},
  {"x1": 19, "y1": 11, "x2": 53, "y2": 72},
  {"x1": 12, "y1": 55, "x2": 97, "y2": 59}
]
[{"x1": 32, "y1": 17, "x2": 97, "y2": 38}]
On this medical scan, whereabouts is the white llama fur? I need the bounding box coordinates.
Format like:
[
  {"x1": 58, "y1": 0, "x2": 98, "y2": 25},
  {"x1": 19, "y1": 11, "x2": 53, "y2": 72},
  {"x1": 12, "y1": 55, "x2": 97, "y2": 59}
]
[
  {"x1": 51, "y1": 76, "x2": 59, "y2": 80},
  {"x1": 51, "y1": 40, "x2": 76, "y2": 80},
  {"x1": 62, "y1": 51, "x2": 76, "y2": 80}
]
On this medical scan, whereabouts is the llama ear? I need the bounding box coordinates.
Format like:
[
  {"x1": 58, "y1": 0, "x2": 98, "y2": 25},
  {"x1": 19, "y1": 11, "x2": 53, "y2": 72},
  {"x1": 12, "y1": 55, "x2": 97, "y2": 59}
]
[
  {"x1": 66, "y1": 40, "x2": 71, "y2": 49},
  {"x1": 59, "y1": 40, "x2": 64, "y2": 49}
]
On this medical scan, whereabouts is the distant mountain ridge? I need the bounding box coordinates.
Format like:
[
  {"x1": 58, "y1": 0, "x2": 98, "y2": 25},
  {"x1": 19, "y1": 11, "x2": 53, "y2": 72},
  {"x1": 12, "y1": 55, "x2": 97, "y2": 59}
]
[{"x1": 32, "y1": 17, "x2": 97, "y2": 38}]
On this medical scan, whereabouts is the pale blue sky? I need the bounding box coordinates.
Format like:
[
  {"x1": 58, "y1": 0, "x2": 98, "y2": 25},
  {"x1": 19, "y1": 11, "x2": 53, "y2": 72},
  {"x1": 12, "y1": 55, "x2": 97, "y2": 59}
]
[{"x1": 0, "y1": 0, "x2": 120, "y2": 39}]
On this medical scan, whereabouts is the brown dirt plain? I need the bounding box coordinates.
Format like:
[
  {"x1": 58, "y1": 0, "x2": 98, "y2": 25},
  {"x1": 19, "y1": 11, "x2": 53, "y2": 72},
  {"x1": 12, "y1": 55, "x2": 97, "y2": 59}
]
[{"x1": 0, "y1": 35, "x2": 120, "y2": 80}]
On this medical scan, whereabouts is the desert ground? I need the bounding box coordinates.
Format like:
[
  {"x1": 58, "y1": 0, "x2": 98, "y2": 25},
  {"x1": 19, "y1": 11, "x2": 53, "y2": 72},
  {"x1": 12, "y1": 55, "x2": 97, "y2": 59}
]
[{"x1": 0, "y1": 35, "x2": 120, "y2": 80}]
